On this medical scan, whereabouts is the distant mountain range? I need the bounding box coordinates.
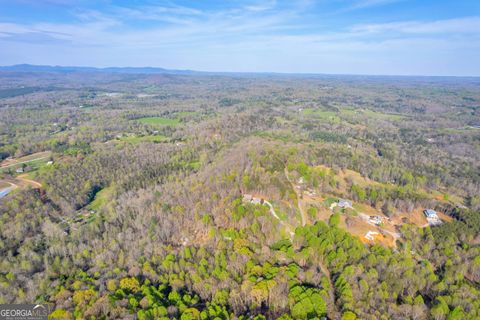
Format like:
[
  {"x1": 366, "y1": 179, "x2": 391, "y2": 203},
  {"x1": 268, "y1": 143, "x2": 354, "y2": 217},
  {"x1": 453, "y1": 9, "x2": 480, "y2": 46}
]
[
  {"x1": 0, "y1": 64, "x2": 201, "y2": 75},
  {"x1": 1, "y1": 64, "x2": 479, "y2": 81}
]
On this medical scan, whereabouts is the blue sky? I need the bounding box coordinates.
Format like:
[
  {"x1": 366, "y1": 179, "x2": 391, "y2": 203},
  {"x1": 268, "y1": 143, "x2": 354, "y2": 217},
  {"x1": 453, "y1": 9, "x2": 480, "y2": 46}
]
[{"x1": 0, "y1": 0, "x2": 479, "y2": 75}]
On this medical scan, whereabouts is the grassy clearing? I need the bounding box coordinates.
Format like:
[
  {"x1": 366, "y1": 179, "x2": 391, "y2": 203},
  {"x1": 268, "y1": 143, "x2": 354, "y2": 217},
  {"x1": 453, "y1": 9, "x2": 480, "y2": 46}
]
[
  {"x1": 0, "y1": 151, "x2": 51, "y2": 167},
  {"x1": 338, "y1": 169, "x2": 382, "y2": 189},
  {"x1": 0, "y1": 181, "x2": 10, "y2": 189},
  {"x1": 363, "y1": 109, "x2": 405, "y2": 120},
  {"x1": 188, "y1": 160, "x2": 201, "y2": 170},
  {"x1": 22, "y1": 171, "x2": 40, "y2": 180},
  {"x1": 352, "y1": 203, "x2": 377, "y2": 214},
  {"x1": 175, "y1": 111, "x2": 197, "y2": 117},
  {"x1": 323, "y1": 197, "x2": 338, "y2": 207},
  {"x1": 340, "y1": 108, "x2": 405, "y2": 121},
  {"x1": 276, "y1": 211, "x2": 289, "y2": 222},
  {"x1": 302, "y1": 108, "x2": 341, "y2": 123},
  {"x1": 142, "y1": 85, "x2": 160, "y2": 93},
  {"x1": 137, "y1": 117, "x2": 180, "y2": 126},
  {"x1": 88, "y1": 186, "x2": 114, "y2": 211},
  {"x1": 438, "y1": 126, "x2": 480, "y2": 134},
  {"x1": 16, "y1": 151, "x2": 51, "y2": 162},
  {"x1": 0, "y1": 157, "x2": 51, "y2": 174},
  {"x1": 118, "y1": 134, "x2": 169, "y2": 144}
]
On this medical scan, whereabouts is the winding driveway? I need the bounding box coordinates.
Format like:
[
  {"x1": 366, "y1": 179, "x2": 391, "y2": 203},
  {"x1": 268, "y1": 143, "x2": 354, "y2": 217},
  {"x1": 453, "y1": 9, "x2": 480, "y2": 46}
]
[{"x1": 284, "y1": 167, "x2": 307, "y2": 226}]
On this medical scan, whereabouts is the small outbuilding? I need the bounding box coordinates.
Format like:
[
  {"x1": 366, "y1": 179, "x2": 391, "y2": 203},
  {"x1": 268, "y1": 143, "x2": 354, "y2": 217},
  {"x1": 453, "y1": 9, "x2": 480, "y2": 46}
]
[
  {"x1": 338, "y1": 199, "x2": 352, "y2": 208},
  {"x1": 424, "y1": 209, "x2": 438, "y2": 219},
  {"x1": 242, "y1": 194, "x2": 264, "y2": 205},
  {"x1": 369, "y1": 216, "x2": 383, "y2": 225},
  {"x1": 365, "y1": 231, "x2": 379, "y2": 241}
]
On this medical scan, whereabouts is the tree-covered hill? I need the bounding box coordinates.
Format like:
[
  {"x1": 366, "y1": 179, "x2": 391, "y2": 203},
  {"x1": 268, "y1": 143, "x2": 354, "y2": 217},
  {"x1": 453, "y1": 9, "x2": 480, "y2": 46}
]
[{"x1": 0, "y1": 72, "x2": 479, "y2": 319}]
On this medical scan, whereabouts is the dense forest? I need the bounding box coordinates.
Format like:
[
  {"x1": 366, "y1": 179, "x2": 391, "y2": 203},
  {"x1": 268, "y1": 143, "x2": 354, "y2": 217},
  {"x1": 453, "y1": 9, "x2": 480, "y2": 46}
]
[{"x1": 0, "y1": 71, "x2": 479, "y2": 319}]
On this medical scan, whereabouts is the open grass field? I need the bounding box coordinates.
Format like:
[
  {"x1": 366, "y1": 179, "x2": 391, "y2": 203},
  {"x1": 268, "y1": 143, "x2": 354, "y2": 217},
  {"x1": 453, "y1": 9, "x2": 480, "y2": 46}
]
[
  {"x1": 175, "y1": 111, "x2": 198, "y2": 117},
  {"x1": 302, "y1": 107, "x2": 405, "y2": 125},
  {"x1": 362, "y1": 109, "x2": 405, "y2": 120},
  {"x1": 0, "y1": 151, "x2": 52, "y2": 173},
  {"x1": 340, "y1": 108, "x2": 406, "y2": 121},
  {"x1": 438, "y1": 126, "x2": 480, "y2": 134},
  {"x1": 0, "y1": 151, "x2": 51, "y2": 168},
  {"x1": 88, "y1": 186, "x2": 114, "y2": 211},
  {"x1": 136, "y1": 117, "x2": 180, "y2": 126},
  {"x1": 117, "y1": 134, "x2": 169, "y2": 144},
  {"x1": 302, "y1": 108, "x2": 341, "y2": 123},
  {"x1": 0, "y1": 158, "x2": 50, "y2": 174}
]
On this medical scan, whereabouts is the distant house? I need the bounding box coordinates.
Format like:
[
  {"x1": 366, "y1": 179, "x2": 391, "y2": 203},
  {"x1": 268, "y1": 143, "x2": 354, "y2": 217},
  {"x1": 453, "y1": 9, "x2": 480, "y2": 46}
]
[
  {"x1": 338, "y1": 199, "x2": 352, "y2": 208},
  {"x1": 424, "y1": 209, "x2": 438, "y2": 219},
  {"x1": 369, "y1": 216, "x2": 382, "y2": 225},
  {"x1": 365, "y1": 231, "x2": 379, "y2": 241},
  {"x1": 242, "y1": 194, "x2": 264, "y2": 205},
  {"x1": 243, "y1": 194, "x2": 253, "y2": 202},
  {"x1": 251, "y1": 198, "x2": 263, "y2": 205},
  {"x1": 47, "y1": 161, "x2": 54, "y2": 165},
  {"x1": 424, "y1": 209, "x2": 442, "y2": 225},
  {"x1": 15, "y1": 167, "x2": 24, "y2": 173}
]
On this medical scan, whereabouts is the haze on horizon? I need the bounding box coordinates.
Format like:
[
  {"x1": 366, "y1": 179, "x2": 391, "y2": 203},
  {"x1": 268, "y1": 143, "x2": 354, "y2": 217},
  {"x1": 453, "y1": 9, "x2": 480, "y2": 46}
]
[{"x1": 0, "y1": 0, "x2": 479, "y2": 76}]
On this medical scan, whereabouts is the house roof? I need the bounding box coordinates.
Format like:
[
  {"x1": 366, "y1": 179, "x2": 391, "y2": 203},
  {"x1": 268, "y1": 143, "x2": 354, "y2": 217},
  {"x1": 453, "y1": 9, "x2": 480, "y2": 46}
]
[
  {"x1": 338, "y1": 199, "x2": 352, "y2": 207},
  {"x1": 424, "y1": 209, "x2": 437, "y2": 217}
]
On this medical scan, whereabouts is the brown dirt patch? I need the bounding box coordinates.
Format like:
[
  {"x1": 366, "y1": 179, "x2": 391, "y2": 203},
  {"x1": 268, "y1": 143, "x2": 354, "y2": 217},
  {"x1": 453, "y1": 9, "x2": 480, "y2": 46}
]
[{"x1": 339, "y1": 215, "x2": 395, "y2": 247}]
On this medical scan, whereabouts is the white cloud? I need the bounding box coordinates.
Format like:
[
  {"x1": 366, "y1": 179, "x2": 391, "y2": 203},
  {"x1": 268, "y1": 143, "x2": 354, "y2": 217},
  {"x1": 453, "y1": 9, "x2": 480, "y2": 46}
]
[
  {"x1": 351, "y1": 17, "x2": 480, "y2": 34},
  {"x1": 244, "y1": 0, "x2": 277, "y2": 12},
  {"x1": 0, "y1": 2, "x2": 479, "y2": 75},
  {"x1": 348, "y1": 0, "x2": 403, "y2": 10}
]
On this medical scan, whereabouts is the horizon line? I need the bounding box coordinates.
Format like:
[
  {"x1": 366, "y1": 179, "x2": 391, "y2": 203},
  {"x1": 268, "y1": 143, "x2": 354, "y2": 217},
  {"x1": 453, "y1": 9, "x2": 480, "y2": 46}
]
[{"x1": 1, "y1": 63, "x2": 479, "y2": 79}]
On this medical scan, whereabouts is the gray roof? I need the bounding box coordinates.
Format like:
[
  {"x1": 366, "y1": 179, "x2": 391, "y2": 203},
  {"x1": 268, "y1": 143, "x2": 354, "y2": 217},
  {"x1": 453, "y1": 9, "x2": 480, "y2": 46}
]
[
  {"x1": 424, "y1": 209, "x2": 437, "y2": 217},
  {"x1": 338, "y1": 199, "x2": 352, "y2": 207}
]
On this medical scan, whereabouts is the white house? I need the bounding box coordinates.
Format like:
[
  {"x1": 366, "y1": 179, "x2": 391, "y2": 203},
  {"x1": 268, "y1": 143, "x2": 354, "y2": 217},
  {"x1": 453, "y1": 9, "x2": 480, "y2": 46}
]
[{"x1": 424, "y1": 209, "x2": 438, "y2": 219}]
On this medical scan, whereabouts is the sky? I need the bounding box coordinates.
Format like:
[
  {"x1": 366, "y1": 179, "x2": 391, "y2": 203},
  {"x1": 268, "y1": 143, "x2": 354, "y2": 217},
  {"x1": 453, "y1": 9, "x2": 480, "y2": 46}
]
[{"x1": 0, "y1": 0, "x2": 479, "y2": 76}]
